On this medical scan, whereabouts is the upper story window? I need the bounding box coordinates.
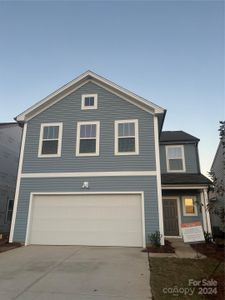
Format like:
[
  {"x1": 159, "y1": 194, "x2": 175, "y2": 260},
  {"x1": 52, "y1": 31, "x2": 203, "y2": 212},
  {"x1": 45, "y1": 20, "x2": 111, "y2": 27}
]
[
  {"x1": 166, "y1": 145, "x2": 185, "y2": 172},
  {"x1": 81, "y1": 94, "x2": 98, "y2": 110},
  {"x1": 76, "y1": 121, "x2": 100, "y2": 156},
  {"x1": 115, "y1": 119, "x2": 139, "y2": 155},
  {"x1": 182, "y1": 196, "x2": 198, "y2": 216},
  {"x1": 38, "y1": 123, "x2": 63, "y2": 157}
]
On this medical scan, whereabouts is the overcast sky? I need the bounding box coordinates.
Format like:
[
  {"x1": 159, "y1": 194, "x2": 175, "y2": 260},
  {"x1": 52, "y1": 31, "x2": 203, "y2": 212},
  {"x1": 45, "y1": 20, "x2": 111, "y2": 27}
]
[{"x1": 0, "y1": 1, "x2": 224, "y2": 176}]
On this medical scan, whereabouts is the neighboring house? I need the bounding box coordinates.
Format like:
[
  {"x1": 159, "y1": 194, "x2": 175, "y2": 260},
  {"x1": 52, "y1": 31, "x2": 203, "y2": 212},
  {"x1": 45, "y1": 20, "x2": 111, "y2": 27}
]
[
  {"x1": 160, "y1": 131, "x2": 212, "y2": 237},
  {"x1": 0, "y1": 123, "x2": 22, "y2": 234},
  {"x1": 9, "y1": 71, "x2": 211, "y2": 247},
  {"x1": 210, "y1": 141, "x2": 225, "y2": 234}
]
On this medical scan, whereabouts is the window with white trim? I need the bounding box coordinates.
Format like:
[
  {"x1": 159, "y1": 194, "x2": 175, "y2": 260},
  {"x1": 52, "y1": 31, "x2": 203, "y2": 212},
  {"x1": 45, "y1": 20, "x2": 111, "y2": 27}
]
[
  {"x1": 166, "y1": 145, "x2": 185, "y2": 172},
  {"x1": 76, "y1": 121, "x2": 100, "y2": 156},
  {"x1": 182, "y1": 196, "x2": 198, "y2": 216},
  {"x1": 5, "y1": 198, "x2": 14, "y2": 223},
  {"x1": 81, "y1": 94, "x2": 98, "y2": 110},
  {"x1": 38, "y1": 123, "x2": 63, "y2": 157},
  {"x1": 115, "y1": 120, "x2": 139, "y2": 155}
]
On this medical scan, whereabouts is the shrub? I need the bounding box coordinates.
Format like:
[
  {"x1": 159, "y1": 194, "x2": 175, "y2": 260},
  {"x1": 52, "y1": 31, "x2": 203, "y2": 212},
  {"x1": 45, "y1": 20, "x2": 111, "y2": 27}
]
[
  {"x1": 204, "y1": 231, "x2": 212, "y2": 243},
  {"x1": 148, "y1": 231, "x2": 162, "y2": 247}
]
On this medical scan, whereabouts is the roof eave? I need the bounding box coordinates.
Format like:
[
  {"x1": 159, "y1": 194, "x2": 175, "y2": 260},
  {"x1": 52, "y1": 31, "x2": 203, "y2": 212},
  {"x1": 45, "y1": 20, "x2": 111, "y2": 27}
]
[{"x1": 15, "y1": 70, "x2": 165, "y2": 122}]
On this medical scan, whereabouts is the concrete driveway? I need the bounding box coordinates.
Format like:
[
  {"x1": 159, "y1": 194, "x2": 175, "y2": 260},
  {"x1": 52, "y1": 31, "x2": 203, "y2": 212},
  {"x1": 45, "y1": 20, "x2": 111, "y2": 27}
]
[{"x1": 0, "y1": 246, "x2": 151, "y2": 300}]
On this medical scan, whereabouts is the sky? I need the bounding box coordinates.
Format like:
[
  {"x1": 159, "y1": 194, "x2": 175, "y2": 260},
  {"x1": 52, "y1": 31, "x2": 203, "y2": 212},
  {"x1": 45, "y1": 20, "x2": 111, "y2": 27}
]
[{"x1": 0, "y1": 0, "x2": 224, "y2": 176}]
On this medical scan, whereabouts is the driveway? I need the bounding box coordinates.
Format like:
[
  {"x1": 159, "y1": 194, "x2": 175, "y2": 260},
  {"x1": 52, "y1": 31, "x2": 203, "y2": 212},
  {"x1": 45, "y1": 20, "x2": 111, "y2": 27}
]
[{"x1": 0, "y1": 246, "x2": 151, "y2": 300}]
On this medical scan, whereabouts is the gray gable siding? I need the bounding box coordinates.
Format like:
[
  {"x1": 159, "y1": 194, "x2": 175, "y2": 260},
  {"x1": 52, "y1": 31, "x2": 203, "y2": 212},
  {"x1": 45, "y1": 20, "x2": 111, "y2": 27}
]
[
  {"x1": 22, "y1": 82, "x2": 156, "y2": 173},
  {"x1": 211, "y1": 142, "x2": 224, "y2": 181},
  {"x1": 13, "y1": 176, "x2": 159, "y2": 244},
  {"x1": 160, "y1": 144, "x2": 199, "y2": 173}
]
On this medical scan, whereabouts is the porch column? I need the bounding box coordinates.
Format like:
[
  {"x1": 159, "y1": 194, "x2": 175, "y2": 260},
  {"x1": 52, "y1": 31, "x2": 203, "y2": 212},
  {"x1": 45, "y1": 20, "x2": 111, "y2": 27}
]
[
  {"x1": 203, "y1": 188, "x2": 212, "y2": 234},
  {"x1": 200, "y1": 191, "x2": 207, "y2": 232}
]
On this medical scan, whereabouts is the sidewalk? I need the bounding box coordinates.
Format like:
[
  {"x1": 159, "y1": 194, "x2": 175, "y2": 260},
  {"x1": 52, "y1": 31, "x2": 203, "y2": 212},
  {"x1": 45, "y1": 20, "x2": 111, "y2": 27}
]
[
  {"x1": 169, "y1": 238, "x2": 206, "y2": 259},
  {"x1": 148, "y1": 238, "x2": 206, "y2": 259}
]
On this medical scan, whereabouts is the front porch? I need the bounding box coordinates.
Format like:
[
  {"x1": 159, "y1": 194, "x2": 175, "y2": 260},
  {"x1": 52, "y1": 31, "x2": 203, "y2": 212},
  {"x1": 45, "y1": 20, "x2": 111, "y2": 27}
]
[{"x1": 162, "y1": 174, "x2": 212, "y2": 238}]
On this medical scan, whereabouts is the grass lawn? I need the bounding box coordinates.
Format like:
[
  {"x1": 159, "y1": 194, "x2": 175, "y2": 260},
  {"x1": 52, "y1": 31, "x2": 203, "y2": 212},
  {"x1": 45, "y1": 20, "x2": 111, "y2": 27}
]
[{"x1": 149, "y1": 257, "x2": 224, "y2": 300}]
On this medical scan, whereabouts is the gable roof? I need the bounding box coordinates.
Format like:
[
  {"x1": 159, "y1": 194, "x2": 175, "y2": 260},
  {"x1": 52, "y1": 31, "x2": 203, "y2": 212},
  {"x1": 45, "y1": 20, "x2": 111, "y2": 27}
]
[
  {"x1": 16, "y1": 70, "x2": 165, "y2": 123},
  {"x1": 160, "y1": 131, "x2": 200, "y2": 143}
]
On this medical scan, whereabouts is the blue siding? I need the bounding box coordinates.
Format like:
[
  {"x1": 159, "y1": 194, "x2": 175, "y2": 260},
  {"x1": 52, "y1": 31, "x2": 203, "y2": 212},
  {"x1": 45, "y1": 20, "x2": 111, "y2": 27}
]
[
  {"x1": 13, "y1": 176, "x2": 159, "y2": 243},
  {"x1": 160, "y1": 144, "x2": 199, "y2": 173},
  {"x1": 22, "y1": 82, "x2": 156, "y2": 173}
]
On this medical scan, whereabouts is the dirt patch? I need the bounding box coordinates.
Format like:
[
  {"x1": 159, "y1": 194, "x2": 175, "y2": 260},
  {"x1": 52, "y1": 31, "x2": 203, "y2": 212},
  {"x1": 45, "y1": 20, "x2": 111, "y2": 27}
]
[
  {"x1": 142, "y1": 239, "x2": 175, "y2": 253},
  {"x1": 191, "y1": 243, "x2": 224, "y2": 261},
  {"x1": 0, "y1": 237, "x2": 21, "y2": 253}
]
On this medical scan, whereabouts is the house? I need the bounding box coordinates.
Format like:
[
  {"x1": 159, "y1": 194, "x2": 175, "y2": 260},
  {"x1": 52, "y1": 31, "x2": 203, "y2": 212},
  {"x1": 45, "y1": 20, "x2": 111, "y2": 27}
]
[
  {"x1": 9, "y1": 71, "x2": 211, "y2": 247},
  {"x1": 210, "y1": 140, "x2": 225, "y2": 235},
  {"x1": 0, "y1": 123, "x2": 22, "y2": 234},
  {"x1": 160, "y1": 131, "x2": 212, "y2": 237}
]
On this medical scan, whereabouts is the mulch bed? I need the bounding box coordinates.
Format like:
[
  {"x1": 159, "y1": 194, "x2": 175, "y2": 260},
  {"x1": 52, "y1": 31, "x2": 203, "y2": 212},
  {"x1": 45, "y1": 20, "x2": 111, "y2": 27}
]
[
  {"x1": 142, "y1": 239, "x2": 175, "y2": 253},
  {"x1": 191, "y1": 242, "x2": 225, "y2": 261},
  {"x1": 0, "y1": 237, "x2": 21, "y2": 253}
]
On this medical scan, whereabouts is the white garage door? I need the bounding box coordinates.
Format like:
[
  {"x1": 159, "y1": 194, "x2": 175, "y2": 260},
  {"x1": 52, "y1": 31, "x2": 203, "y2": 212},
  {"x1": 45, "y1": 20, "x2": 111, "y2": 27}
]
[{"x1": 28, "y1": 194, "x2": 143, "y2": 247}]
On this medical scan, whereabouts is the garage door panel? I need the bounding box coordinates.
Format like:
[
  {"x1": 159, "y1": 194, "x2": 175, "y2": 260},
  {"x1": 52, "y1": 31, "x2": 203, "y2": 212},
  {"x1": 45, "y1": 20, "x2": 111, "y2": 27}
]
[{"x1": 28, "y1": 194, "x2": 143, "y2": 247}]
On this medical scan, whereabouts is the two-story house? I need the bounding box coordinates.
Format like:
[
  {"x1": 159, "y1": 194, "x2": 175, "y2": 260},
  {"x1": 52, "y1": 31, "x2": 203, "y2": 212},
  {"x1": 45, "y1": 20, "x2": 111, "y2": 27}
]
[
  {"x1": 0, "y1": 123, "x2": 22, "y2": 234},
  {"x1": 9, "y1": 71, "x2": 211, "y2": 247}
]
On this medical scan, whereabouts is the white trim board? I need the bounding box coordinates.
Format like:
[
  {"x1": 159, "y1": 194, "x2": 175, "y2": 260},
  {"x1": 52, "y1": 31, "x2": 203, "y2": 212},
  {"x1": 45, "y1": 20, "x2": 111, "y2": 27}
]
[
  {"x1": 38, "y1": 122, "x2": 63, "y2": 158},
  {"x1": 166, "y1": 145, "x2": 186, "y2": 173},
  {"x1": 21, "y1": 171, "x2": 157, "y2": 178},
  {"x1": 81, "y1": 94, "x2": 98, "y2": 110},
  {"x1": 76, "y1": 121, "x2": 100, "y2": 157},
  {"x1": 154, "y1": 116, "x2": 165, "y2": 245},
  {"x1": 114, "y1": 119, "x2": 139, "y2": 156},
  {"x1": 25, "y1": 191, "x2": 146, "y2": 248},
  {"x1": 162, "y1": 185, "x2": 209, "y2": 190},
  {"x1": 16, "y1": 71, "x2": 165, "y2": 122},
  {"x1": 9, "y1": 123, "x2": 28, "y2": 243}
]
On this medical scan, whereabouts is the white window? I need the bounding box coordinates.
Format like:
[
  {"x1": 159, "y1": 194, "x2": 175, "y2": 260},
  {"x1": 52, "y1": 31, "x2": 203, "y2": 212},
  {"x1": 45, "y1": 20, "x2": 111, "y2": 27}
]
[
  {"x1": 81, "y1": 94, "x2": 98, "y2": 110},
  {"x1": 166, "y1": 145, "x2": 185, "y2": 172},
  {"x1": 5, "y1": 198, "x2": 14, "y2": 223},
  {"x1": 182, "y1": 196, "x2": 198, "y2": 216},
  {"x1": 76, "y1": 121, "x2": 100, "y2": 156},
  {"x1": 38, "y1": 123, "x2": 63, "y2": 157},
  {"x1": 115, "y1": 120, "x2": 139, "y2": 155}
]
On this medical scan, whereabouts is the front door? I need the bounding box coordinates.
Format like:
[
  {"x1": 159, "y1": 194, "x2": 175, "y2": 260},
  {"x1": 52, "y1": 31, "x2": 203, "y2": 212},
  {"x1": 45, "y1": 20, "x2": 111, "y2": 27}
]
[{"x1": 163, "y1": 198, "x2": 179, "y2": 236}]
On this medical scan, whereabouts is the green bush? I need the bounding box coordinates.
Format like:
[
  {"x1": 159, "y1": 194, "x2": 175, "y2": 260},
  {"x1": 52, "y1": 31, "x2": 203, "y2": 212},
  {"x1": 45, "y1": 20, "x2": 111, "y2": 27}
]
[
  {"x1": 204, "y1": 231, "x2": 212, "y2": 243},
  {"x1": 148, "y1": 231, "x2": 162, "y2": 247}
]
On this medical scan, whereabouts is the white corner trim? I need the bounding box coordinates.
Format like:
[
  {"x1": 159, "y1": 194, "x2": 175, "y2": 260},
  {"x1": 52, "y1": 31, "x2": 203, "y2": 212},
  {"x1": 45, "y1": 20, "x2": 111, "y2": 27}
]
[
  {"x1": 9, "y1": 123, "x2": 28, "y2": 242},
  {"x1": 21, "y1": 171, "x2": 157, "y2": 178},
  {"x1": 81, "y1": 94, "x2": 98, "y2": 110},
  {"x1": 203, "y1": 188, "x2": 212, "y2": 234},
  {"x1": 154, "y1": 116, "x2": 165, "y2": 245},
  {"x1": 182, "y1": 196, "x2": 198, "y2": 217},
  {"x1": 165, "y1": 145, "x2": 186, "y2": 172},
  {"x1": 25, "y1": 191, "x2": 146, "y2": 248},
  {"x1": 200, "y1": 191, "x2": 207, "y2": 232},
  {"x1": 76, "y1": 121, "x2": 100, "y2": 157},
  {"x1": 114, "y1": 119, "x2": 139, "y2": 155},
  {"x1": 38, "y1": 122, "x2": 63, "y2": 158}
]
